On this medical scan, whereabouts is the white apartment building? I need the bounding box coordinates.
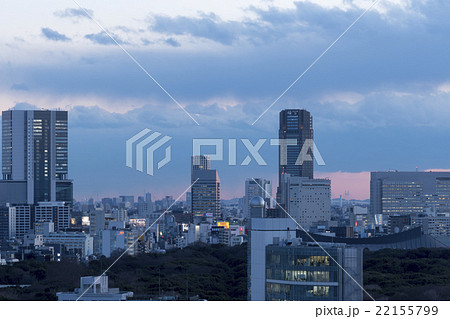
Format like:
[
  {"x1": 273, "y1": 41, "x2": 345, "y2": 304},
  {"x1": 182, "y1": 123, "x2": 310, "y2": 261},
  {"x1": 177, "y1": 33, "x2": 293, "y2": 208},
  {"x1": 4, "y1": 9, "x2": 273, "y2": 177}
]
[
  {"x1": 43, "y1": 232, "x2": 93, "y2": 258},
  {"x1": 281, "y1": 174, "x2": 331, "y2": 230}
]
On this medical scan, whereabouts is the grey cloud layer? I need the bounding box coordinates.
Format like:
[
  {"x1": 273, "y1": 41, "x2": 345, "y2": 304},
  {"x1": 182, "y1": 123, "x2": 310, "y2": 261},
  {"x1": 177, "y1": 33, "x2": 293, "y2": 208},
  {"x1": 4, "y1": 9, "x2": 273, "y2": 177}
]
[
  {"x1": 41, "y1": 27, "x2": 71, "y2": 42},
  {"x1": 3, "y1": 0, "x2": 448, "y2": 130},
  {"x1": 84, "y1": 31, "x2": 128, "y2": 45},
  {"x1": 54, "y1": 7, "x2": 93, "y2": 20}
]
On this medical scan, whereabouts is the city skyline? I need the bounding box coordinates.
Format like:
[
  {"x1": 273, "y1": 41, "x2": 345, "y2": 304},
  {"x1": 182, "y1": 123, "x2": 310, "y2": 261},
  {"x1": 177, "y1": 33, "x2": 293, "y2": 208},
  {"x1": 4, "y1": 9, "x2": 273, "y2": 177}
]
[
  {"x1": 1, "y1": 1, "x2": 450, "y2": 200},
  {"x1": 1, "y1": 105, "x2": 446, "y2": 202},
  {"x1": 1, "y1": 0, "x2": 450, "y2": 305}
]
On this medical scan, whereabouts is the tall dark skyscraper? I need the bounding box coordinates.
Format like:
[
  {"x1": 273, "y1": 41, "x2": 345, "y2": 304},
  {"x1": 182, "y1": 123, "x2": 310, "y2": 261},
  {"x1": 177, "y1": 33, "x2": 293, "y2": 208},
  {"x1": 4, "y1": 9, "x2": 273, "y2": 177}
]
[
  {"x1": 190, "y1": 155, "x2": 220, "y2": 222},
  {"x1": 278, "y1": 109, "x2": 314, "y2": 182},
  {"x1": 1, "y1": 109, "x2": 73, "y2": 204}
]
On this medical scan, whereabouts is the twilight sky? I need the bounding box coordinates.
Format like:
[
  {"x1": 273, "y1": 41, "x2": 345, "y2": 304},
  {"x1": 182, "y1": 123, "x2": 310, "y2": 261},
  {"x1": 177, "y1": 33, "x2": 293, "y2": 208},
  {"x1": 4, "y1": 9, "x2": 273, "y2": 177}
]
[{"x1": 1, "y1": 0, "x2": 449, "y2": 201}]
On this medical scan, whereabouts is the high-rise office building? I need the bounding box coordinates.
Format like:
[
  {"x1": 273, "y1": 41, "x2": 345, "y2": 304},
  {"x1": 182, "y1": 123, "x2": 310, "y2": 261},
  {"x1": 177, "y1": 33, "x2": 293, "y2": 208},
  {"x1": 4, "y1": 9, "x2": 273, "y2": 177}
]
[
  {"x1": 1, "y1": 109, "x2": 73, "y2": 204},
  {"x1": 370, "y1": 171, "x2": 450, "y2": 216},
  {"x1": 279, "y1": 174, "x2": 331, "y2": 230},
  {"x1": 247, "y1": 216, "x2": 297, "y2": 301},
  {"x1": 278, "y1": 109, "x2": 314, "y2": 182},
  {"x1": 243, "y1": 178, "x2": 272, "y2": 218},
  {"x1": 191, "y1": 156, "x2": 220, "y2": 222},
  {"x1": 265, "y1": 242, "x2": 363, "y2": 301}
]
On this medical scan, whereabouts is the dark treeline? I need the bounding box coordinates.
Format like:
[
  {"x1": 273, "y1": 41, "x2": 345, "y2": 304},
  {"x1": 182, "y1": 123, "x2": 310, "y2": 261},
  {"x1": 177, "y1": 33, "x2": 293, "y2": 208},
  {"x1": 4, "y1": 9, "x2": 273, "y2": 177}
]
[
  {"x1": 1, "y1": 245, "x2": 449, "y2": 301},
  {"x1": 0, "y1": 243, "x2": 247, "y2": 301},
  {"x1": 364, "y1": 248, "x2": 450, "y2": 300}
]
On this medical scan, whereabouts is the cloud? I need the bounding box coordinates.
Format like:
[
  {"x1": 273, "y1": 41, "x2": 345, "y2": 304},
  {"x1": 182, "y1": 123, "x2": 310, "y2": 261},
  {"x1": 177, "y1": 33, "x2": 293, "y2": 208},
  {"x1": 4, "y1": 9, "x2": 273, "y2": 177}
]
[
  {"x1": 140, "y1": 38, "x2": 153, "y2": 46},
  {"x1": 147, "y1": 2, "x2": 385, "y2": 46},
  {"x1": 8, "y1": 102, "x2": 39, "y2": 110},
  {"x1": 2, "y1": 1, "x2": 449, "y2": 130},
  {"x1": 310, "y1": 85, "x2": 450, "y2": 129},
  {"x1": 164, "y1": 37, "x2": 180, "y2": 47},
  {"x1": 41, "y1": 27, "x2": 71, "y2": 42},
  {"x1": 84, "y1": 31, "x2": 127, "y2": 45},
  {"x1": 10, "y1": 83, "x2": 29, "y2": 91},
  {"x1": 54, "y1": 7, "x2": 93, "y2": 20},
  {"x1": 150, "y1": 13, "x2": 240, "y2": 45}
]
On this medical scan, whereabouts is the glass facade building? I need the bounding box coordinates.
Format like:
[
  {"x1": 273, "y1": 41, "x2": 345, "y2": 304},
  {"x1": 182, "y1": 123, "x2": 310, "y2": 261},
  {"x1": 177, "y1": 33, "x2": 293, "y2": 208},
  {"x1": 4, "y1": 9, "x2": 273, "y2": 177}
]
[
  {"x1": 191, "y1": 169, "x2": 221, "y2": 221},
  {"x1": 1, "y1": 109, "x2": 73, "y2": 205},
  {"x1": 278, "y1": 109, "x2": 314, "y2": 182},
  {"x1": 370, "y1": 172, "x2": 450, "y2": 216},
  {"x1": 265, "y1": 243, "x2": 362, "y2": 301}
]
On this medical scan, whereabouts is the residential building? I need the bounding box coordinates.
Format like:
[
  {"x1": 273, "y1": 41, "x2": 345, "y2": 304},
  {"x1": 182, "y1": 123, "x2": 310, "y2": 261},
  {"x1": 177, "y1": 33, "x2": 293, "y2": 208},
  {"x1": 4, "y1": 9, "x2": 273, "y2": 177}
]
[
  {"x1": 280, "y1": 174, "x2": 331, "y2": 230},
  {"x1": 99, "y1": 220, "x2": 140, "y2": 257},
  {"x1": 34, "y1": 202, "x2": 71, "y2": 232},
  {"x1": 210, "y1": 226, "x2": 230, "y2": 245},
  {"x1": 13, "y1": 205, "x2": 32, "y2": 239},
  {"x1": 43, "y1": 232, "x2": 93, "y2": 258}
]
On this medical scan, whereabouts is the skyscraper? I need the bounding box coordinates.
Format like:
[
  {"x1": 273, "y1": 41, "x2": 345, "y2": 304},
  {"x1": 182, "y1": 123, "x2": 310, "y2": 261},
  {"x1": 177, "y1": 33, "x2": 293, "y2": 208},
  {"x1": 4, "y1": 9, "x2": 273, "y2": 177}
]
[
  {"x1": 278, "y1": 109, "x2": 314, "y2": 182},
  {"x1": 1, "y1": 109, "x2": 73, "y2": 204},
  {"x1": 191, "y1": 156, "x2": 220, "y2": 222}
]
